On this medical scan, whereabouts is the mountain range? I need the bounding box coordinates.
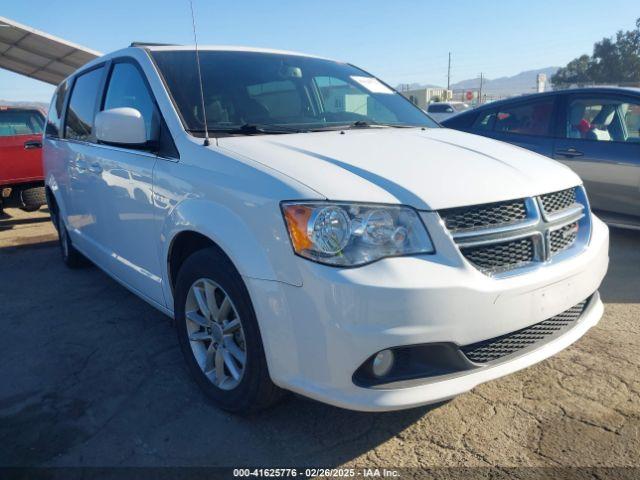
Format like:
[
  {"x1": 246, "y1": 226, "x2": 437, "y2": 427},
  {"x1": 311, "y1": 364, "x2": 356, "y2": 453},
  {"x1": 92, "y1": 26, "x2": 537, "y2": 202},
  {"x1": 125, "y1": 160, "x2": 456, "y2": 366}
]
[{"x1": 398, "y1": 67, "x2": 560, "y2": 96}]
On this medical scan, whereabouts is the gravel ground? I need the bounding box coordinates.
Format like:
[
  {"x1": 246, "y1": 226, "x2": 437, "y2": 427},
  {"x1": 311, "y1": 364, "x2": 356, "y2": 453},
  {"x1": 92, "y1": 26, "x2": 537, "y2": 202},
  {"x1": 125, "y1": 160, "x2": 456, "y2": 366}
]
[{"x1": 0, "y1": 207, "x2": 638, "y2": 476}]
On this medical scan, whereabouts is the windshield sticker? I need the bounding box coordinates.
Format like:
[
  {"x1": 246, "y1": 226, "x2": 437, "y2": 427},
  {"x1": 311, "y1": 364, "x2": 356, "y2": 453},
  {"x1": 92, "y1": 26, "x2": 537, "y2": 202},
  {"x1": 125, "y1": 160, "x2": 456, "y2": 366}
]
[{"x1": 350, "y1": 76, "x2": 394, "y2": 94}]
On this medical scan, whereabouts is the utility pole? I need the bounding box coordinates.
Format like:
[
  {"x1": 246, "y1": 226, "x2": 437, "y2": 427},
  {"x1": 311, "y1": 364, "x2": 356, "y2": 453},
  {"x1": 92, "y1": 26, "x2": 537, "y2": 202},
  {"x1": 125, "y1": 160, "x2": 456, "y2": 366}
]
[
  {"x1": 447, "y1": 52, "x2": 451, "y2": 91},
  {"x1": 478, "y1": 72, "x2": 484, "y2": 105}
]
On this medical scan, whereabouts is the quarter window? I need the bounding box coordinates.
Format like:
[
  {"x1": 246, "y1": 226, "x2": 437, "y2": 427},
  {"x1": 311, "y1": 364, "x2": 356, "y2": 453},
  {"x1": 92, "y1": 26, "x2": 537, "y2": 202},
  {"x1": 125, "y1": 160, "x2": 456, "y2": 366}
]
[
  {"x1": 65, "y1": 66, "x2": 105, "y2": 141},
  {"x1": 103, "y1": 62, "x2": 157, "y2": 139},
  {"x1": 494, "y1": 101, "x2": 554, "y2": 137}
]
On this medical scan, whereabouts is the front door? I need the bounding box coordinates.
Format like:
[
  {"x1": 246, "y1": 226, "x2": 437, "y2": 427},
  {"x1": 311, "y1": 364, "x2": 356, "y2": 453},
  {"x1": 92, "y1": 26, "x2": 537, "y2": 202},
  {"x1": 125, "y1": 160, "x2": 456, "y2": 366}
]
[
  {"x1": 553, "y1": 93, "x2": 640, "y2": 219},
  {"x1": 92, "y1": 60, "x2": 164, "y2": 304}
]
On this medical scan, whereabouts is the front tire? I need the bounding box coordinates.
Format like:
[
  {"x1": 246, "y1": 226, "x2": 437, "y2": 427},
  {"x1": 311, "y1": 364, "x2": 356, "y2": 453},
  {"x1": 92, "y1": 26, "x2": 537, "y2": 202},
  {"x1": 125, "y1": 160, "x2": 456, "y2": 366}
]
[{"x1": 174, "y1": 248, "x2": 285, "y2": 413}]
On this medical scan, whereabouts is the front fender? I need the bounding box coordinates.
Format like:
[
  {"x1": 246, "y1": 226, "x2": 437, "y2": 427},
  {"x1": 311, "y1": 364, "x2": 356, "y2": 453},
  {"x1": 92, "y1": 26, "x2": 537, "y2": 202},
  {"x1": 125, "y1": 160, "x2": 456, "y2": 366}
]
[{"x1": 160, "y1": 197, "x2": 303, "y2": 306}]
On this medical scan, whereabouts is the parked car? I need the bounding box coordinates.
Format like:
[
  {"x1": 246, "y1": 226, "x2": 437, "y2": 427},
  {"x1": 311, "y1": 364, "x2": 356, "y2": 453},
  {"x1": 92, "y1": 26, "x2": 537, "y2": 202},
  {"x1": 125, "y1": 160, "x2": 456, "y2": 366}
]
[
  {"x1": 442, "y1": 88, "x2": 640, "y2": 229},
  {"x1": 44, "y1": 45, "x2": 609, "y2": 413},
  {"x1": 426, "y1": 101, "x2": 470, "y2": 122},
  {"x1": 0, "y1": 106, "x2": 47, "y2": 212}
]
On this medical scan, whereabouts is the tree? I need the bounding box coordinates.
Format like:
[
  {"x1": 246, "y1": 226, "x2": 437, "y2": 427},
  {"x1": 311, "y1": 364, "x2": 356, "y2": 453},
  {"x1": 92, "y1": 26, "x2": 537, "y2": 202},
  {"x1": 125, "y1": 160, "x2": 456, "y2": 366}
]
[{"x1": 552, "y1": 18, "x2": 640, "y2": 88}]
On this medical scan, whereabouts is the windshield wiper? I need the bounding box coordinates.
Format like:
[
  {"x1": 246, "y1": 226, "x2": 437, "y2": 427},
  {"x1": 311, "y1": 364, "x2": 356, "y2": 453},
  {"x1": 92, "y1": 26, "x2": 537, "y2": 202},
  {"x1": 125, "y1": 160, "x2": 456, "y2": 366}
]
[
  {"x1": 190, "y1": 123, "x2": 307, "y2": 136},
  {"x1": 308, "y1": 121, "x2": 418, "y2": 132}
]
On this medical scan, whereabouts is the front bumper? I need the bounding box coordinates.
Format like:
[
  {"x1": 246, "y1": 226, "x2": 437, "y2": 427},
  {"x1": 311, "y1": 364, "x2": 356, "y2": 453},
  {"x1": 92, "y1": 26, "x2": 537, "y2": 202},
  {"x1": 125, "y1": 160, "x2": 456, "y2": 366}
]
[{"x1": 246, "y1": 214, "x2": 609, "y2": 411}]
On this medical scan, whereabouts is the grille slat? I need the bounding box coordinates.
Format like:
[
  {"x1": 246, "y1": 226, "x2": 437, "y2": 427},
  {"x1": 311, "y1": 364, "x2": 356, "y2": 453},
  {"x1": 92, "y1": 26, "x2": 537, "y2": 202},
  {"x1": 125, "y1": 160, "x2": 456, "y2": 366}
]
[
  {"x1": 461, "y1": 299, "x2": 589, "y2": 363},
  {"x1": 540, "y1": 188, "x2": 578, "y2": 215},
  {"x1": 461, "y1": 237, "x2": 534, "y2": 274},
  {"x1": 440, "y1": 200, "x2": 527, "y2": 232}
]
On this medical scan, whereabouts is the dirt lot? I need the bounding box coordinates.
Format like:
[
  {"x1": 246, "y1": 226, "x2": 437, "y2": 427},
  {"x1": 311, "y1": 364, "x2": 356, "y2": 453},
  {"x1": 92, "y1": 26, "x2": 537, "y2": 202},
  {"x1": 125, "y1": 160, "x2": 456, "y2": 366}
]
[{"x1": 0, "y1": 207, "x2": 638, "y2": 474}]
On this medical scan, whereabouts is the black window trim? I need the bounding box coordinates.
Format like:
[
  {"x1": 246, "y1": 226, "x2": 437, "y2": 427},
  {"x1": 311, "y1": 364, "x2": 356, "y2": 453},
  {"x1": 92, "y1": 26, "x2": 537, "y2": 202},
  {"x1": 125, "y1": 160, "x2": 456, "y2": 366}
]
[{"x1": 559, "y1": 91, "x2": 640, "y2": 146}]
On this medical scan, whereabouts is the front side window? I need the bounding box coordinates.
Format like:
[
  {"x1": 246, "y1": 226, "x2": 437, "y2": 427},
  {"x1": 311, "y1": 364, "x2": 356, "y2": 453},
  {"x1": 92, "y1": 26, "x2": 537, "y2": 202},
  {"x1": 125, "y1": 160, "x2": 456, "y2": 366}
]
[
  {"x1": 150, "y1": 50, "x2": 437, "y2": 135},
  {"x1": 494, "y1": 100, "x2": 554, "y2": 137},
  {"x1": 566, "y1": 97, "x2": 640, "y2": 143},
  {"x1": 472, "y1": 110, "x2": 496, "y2": 131},
  {"x1": 65, "y1": 66, "x2": 105, "y2": 141},
  {"x1": 45, "y1": 81, "x2": 68, "y2": 138},
  {"x1": 0, "y1": 109, "x2": 44, "y2": 136},
  {"x1": 103, "y1": 62, "x2": 157, "y2": 139}
]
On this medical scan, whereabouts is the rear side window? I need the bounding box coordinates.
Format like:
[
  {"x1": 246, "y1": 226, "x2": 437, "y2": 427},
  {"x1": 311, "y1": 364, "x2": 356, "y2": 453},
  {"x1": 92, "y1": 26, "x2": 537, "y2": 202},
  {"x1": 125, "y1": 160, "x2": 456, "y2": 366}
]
[
  {"x1": 45, "y1": 81, "x2": 68, "y2": 138},
  {"x1": 65, "y1": 66, "x2": 105, "y2": 141},
  {"x1": 103, "y1": 62, "x2": 158, "y2": 139},
  {"x1": 0, "y1": 109, "x2": 44, "y2": 136},
  {"x1": 494, "y1": 100, "x2": 554, "y2": 137}
]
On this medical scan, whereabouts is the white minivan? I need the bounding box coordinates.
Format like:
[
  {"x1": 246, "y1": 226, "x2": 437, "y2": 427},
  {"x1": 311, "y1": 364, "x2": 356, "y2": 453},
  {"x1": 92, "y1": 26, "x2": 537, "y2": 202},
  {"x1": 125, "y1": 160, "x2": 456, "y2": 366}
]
[{"x1": 44, "y1": 45, "x2": 609, "y2": 413}]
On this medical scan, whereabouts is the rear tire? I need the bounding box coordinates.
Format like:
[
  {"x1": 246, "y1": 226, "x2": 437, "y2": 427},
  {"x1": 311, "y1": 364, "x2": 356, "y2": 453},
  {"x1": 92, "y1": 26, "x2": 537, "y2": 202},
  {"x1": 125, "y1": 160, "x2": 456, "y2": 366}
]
[
  {"x1": 20, "y1": 186, "x2": 46, "y2": 212},
  {"x1": 174, "y1": 247, "x2": 285, "y2": 413},
  {"x1": 58, "y1": 215, "x2": 84, "y2": 268}
]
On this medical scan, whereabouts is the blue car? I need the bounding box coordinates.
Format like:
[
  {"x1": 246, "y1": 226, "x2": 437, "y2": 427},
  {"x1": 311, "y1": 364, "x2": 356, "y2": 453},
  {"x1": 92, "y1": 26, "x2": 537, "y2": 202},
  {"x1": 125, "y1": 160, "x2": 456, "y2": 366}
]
[{"x1": 442, "y1": 87, "x2": 640, "y2": 229}]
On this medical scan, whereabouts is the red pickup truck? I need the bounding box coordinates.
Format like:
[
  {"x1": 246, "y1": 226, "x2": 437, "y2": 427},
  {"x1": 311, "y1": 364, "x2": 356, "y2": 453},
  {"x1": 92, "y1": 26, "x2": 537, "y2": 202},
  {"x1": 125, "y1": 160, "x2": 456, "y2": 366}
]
[{"x1": 0, "y1": 106, "x2": 46, "y2": 212}]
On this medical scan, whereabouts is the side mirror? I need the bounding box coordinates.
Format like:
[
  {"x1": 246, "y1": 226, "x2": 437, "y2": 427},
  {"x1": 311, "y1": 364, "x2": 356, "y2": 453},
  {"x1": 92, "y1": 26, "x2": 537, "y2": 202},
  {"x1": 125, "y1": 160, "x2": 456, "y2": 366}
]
[{"x1": 95, "y1": 107, "x2": 156, "y2": 147}]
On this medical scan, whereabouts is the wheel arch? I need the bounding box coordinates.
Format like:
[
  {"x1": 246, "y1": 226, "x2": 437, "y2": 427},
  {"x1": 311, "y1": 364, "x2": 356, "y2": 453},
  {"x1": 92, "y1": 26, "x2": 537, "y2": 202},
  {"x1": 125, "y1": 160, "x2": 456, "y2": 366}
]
[{"x1": 161, "y1": 198, "x2": 302, "y2": 306}]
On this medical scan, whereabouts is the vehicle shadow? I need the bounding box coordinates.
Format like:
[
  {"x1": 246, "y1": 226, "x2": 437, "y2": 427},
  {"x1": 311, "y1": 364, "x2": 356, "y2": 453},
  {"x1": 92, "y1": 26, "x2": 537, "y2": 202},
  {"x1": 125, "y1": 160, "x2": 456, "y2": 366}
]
[
  {"x1": 0, "y1": 208, "x2": 50, "y2": 231},
  {"x1": 599, "y1": 227, "x2": 640, "y2": 304}
]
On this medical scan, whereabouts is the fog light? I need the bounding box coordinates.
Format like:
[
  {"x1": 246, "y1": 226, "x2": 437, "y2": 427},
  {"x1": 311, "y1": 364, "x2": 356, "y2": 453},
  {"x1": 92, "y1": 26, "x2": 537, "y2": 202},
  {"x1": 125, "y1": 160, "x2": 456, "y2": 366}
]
[
  {"x1": 1, "y1": 188, "x2": 11, "y2": 198},
  {"x1": 372, "y1": 349, "x2": 394, "y2": 377}
]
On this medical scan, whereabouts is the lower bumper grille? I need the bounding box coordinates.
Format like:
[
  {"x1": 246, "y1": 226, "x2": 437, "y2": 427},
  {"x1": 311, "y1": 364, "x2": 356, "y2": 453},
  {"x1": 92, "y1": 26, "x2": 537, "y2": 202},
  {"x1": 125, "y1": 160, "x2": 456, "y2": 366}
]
[{"x1": 461, "y1": 297, "x2": 590, "y2": 363}]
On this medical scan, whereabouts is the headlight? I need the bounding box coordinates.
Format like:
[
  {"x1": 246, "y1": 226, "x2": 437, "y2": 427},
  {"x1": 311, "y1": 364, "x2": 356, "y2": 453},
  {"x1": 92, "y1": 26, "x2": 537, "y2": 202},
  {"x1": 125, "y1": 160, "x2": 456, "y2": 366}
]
[{"x1": 281, "y1": 202, "x2": 434, "y2": 266}]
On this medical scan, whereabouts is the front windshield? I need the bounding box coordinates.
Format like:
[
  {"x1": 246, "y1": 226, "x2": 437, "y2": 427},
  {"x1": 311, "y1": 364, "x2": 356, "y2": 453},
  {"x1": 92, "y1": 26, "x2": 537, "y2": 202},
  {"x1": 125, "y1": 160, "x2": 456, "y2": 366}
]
[{"x1": 150, "y1": 50, "x2": 438, "y2": 135}]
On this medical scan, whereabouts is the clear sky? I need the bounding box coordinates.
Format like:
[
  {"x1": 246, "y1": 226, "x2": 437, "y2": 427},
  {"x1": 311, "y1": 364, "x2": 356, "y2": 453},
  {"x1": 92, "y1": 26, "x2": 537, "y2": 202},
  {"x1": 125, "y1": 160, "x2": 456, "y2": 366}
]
[{"x1": 2, "y1": 0, "x2": 638, "y2": 103}]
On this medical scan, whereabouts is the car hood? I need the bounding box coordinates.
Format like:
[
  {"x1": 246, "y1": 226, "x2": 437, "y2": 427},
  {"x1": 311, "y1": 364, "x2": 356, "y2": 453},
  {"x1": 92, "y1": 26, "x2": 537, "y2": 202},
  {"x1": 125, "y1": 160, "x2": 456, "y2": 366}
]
[{"x1": 217, "y1": 127, "x2": 581, "y2": 210}]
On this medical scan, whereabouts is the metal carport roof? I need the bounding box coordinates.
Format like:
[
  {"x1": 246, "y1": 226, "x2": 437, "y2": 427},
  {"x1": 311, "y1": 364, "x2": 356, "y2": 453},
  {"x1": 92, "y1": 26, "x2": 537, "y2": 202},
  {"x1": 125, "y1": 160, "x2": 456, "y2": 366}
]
[{"x1": 0, "y1": 16, "x2": 101, "y2": 86}]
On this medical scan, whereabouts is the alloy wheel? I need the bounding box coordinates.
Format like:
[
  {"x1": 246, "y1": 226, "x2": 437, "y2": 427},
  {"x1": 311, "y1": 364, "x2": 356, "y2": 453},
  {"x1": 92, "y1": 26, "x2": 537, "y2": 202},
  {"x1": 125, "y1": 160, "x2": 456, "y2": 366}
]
[{"x1": 185, "y1": 278, "x2": 247, "y2": 390}]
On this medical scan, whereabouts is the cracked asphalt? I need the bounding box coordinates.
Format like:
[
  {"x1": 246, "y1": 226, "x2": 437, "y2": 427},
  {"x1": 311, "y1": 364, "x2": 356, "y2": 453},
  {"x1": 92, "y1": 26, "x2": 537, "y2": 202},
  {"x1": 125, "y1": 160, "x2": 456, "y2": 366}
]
[{"x1": 0, "y1": 207, "x2": 638, "y2": 472}]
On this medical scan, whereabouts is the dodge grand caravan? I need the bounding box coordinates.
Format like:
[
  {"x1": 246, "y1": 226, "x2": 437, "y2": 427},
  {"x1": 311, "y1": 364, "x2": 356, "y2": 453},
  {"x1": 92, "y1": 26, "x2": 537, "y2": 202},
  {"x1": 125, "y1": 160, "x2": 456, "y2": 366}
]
[{"x1": 43, "y1": 45, "x2": 609, "y2": 412}]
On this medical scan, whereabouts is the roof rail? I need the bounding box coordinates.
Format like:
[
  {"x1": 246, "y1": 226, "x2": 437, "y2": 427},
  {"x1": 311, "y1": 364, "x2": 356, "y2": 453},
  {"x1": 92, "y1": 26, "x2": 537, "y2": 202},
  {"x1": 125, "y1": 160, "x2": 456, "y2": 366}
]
[{"x1": 129, "y1": 42, "x2": 178, "y2": 47}]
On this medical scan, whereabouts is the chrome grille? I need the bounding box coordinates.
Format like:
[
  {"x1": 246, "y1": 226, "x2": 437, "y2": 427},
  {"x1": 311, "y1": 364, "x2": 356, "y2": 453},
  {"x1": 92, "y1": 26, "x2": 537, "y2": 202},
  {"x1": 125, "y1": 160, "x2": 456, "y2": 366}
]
[
  {"x1": 540, "y1": 188, "x2": 578, "y2": 215},
  {"x1": 439, "y1": 186, "x2": 590, "y2": 277},
  {"x1": 461, "y1": 238, "x2": 534, "y2": 274},
  {"x1": 461, "y1": 298, "x2": 590, "y2": 363},
  {"x1": 440, "y1": 200, "x2": 527, "y2": 232},
  {"x1": 549, "y1": 222, "x2": 578, "y2": 255}
]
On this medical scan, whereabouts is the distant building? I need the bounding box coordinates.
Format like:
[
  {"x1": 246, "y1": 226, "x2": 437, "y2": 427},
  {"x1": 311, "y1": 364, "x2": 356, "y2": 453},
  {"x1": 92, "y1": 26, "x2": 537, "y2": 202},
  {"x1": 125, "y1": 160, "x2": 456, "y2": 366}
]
[
  {"x1": 536, "y1": 73, "x2": 547, "y2": 93},
  {"x1": 399, "y1": 87, "x2": 452, "y2": 109}
]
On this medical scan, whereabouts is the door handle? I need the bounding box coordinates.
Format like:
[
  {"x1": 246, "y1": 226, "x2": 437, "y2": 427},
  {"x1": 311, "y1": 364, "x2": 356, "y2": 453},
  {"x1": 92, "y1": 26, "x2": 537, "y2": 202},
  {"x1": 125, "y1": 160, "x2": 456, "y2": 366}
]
[
  {"x1": 556, "y1": 148, "x2": 584, "y2": 158},
  {"x1": 24, "y1": 140, "x2": 42, "y2": 149},
  {"x1": 88, "y1": 163, "x2": 103, "y2": 174}
]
